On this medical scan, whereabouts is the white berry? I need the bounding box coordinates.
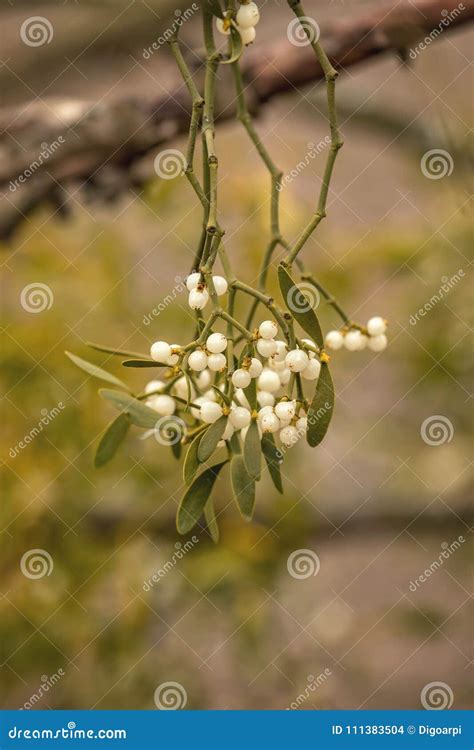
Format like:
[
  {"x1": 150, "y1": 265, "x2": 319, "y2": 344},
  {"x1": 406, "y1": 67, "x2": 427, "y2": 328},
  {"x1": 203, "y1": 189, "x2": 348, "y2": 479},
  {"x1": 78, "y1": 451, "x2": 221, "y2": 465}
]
[
  {"x1": 256, "y1": 338, "x2": 277, "y2": 357},
  {"x1": 174, "y1": 376, "x2": 194, "y2": 400},
  {"x1": 230, "y1": 406, "x2": 251, "y2": 430},
  {"x1": 239, "y1": 26, "x2": 256, "y2": 45},
  {"x1": 257, "y1": 369, "x2": 281, "y2": 393},
  {"x1": 325, "y1": 330, "x2": 344, "y2": 351},
  {"x1": 285, "y1": 349, "x2": 309, "y2": 373},
  {"x1": 236, "y1": 2, "x2": 260, "y2": 28},
  {"x1": 149, "y1": 394, "x2": 175, "y2": 416},
  {"x1": 167, "y1": 344, "x2": 181, "y2": 366},
  {"x1": 191, "y1": 396, "x2": 206, "y2": 419},
  {"x1": 296, "y1": 416, "x2": 307, "y2": 433},
  {"x1": 186, "y1": 272, "x2": 201, "y2": 291},
  {"x1": 232, "y1": 368, "x2": 251, "y2": 389},
  {"x1": 367, "y1": 333, "x2": 388, "y2": 352},
  {"x1": 200, "y1": 401, "x2": 223, "y2": 424},
  {"x1": 207, "y1": 332, "x2": 227, "y2": 354},
  {"x1": 367, "y1": 316, "x2": 387, "y2": 337},
  {"x1": 301, "y1": 358, "x2": 321, "y2": 380},
  {"x1": 216, "y1": 17, "x2": 230, "y2": 35},
  {"x1": 212, "y1": 275, "x2": 228, "y2": 296},
  {"x1": 259, "y1": 320, "x2": 278, "y2": 340},
  {"x1": 188, "y1": 288, "x2": 209, "y2": 310},
  {"x1": 344, "y1": 330, "x2": 363, "y2": 351},
  {"x1": 257, "y1": 390, "x2": 275, "y2": 408},
  {"x1": 234, "y1": 388, "x2": 251, "y2": 409},
  {"x1": 260, "y1": 412, "x2": 280, "y2": 434},
  {"x1": 279, "y1": 368, "x2": 291, "y2": 386},
  {"x1": 188, "y1": 350, "x2": 208, "y2": 371},
  {"x1": 144, "y1": 379, "x2": 165, "y2": 395},
  {"x1": 248, "y1": 357, "x2": 263, "y2": 378},
  {"x1": 196, "y1": 369, "x2": 211, "y2": 390},
  {"x1": 150, "y1": 340, "x2": 171, "y2": 363},
  {"x1": 272, "y1": 340, "x2": 288, "y2": 362},
  {"x1": 222, "y1": 421, "x2": 235, "y2": 441},
  {"x1": 207, "y1": 352, "x2": 227, "y2": 372},
  {"x1": 280, "y1": 425, "x2": 298, "y2": 447},
  {"x1": 275, "y1": 400, "x2": 296, "y2": 421}
]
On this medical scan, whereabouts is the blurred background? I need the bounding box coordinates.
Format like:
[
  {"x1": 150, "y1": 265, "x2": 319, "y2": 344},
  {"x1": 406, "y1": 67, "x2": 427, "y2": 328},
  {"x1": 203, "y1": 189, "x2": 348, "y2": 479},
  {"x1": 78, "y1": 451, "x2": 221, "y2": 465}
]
[{"x1": 1, "y1": 0, "x2": 473, "y2": 711}]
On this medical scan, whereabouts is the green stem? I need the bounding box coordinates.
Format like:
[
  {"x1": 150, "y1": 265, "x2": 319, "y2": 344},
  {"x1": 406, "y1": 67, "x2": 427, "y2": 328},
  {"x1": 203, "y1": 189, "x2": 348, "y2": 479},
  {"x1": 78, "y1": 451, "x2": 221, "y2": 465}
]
[{"x1": 285, "y1": 0, "x2": 343, "y2": 266}]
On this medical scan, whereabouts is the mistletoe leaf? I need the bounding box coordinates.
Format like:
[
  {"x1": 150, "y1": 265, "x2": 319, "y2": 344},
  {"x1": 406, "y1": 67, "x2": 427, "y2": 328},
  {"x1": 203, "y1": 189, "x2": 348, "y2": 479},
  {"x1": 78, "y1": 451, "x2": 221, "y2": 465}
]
[
  {"x1": 204, "y1": 498, "x2": 219, "y2": 543},
  {"x1": 210, "y1": 384, "x2": 232, "y2": 407},
  {"x1": 231, "y1": 454, "x2": 256, "y2": 521},
  {"x1": 122, "y1": 359, "x2": 165, "y2": 368},
  {"x1": 277, "y1": 263, "x2": 324, "y2": 348},
  {"x1": 95, "y1": 413, "x2": 130, "y2": 467},
  {"x1": 86, "y1": 342, "x2": 150, "y2": 359},
  {"x1": 183, "y1": 431, "x2": 205, "y2": 485},
  {"x1": 244, "y1": 420, "x2": 261, "y2": 481},
  {"x1": 208, "y1": 0, "x2": 224, "y2": 18},
  {"x1": 307, "y1": 362, "x2": 335, "y2": 447},
  {"x1": 99, "y1": 389, "x2": 160, "y2": 429},
  {"x1": 66, "y1": 351, "x2": 130, "y2": 390},
  {"x1": 243, "y1": 374, "x2": 257, "y2": 412},
  {"x1": 177, "y1": 461, "x2": 228, "y2": 534},
  {"x1": 261, "y1": 433, "x2": 284, "y2": 494},
  {"x1": 222, "y1": 25, "x2": 243, "y2": 65},
  {"x1": 197, "y1": 415, "x2": 228, "y2": 463}
]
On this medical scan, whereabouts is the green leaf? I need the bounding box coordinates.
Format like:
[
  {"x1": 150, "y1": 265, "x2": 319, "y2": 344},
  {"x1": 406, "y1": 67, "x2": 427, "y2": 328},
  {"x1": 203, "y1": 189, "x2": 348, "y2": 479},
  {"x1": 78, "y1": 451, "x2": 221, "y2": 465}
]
[
  {"x1": 277, "y1": 263, "x2": 324, "y2": 348},
  {"x1": 177, "y1": 461, "x2": 228, "y2": 534},
  {"x1": 243, "y1": 375, "x2": 257, "y2": 411},
  {"x1": 208, "y1": 0, "x2": 224, "y2": 18},
  {"x1": 197, "y1": 416, "x2": 228, "y2": 463},
  {"x1": 99, "y1": 389, "x2": 160, "y2": 429},
  {"x1": 307, "y1": 362, "x2": 335, "y2": 447},
  {"x1": 183, "y1": 431, "x2": 205, "y2": 485},
  {"x1": 222, "y1": 24, "x2": 243, "y2": 65},
  {"x1": 122, "y1": 359, "x2": 165, "y2": 368},
  {"x1": 95, "y1": 413, "x2": 130, "y2": 467},
  {"x1": 171, "y1": 439, "x2": 182, "y2": 461},
  {"x1": 87, "y1": 342, "x2": 150, "y2": 359},
  {"x1": 261, "y1": 433, "x2": 284, "y2": 494},
  {"x1": 204, "y1": 498, "x2": 219, "y2": 543},
  {"x1": 182, "y1": 370, "x2": 194, "y2": 409},
  {"x1": 210, "y1": 384, "x2": 232, "y2": 407},
  {"x1": 231, "y1": 454, "x2": 256, "y2": 521},
  {"x1": 244, "y1": 420, "x2": 261, "y2": 481},
  {"x1": 66, "y1": 351, "x2": 130, "y2": 390}
]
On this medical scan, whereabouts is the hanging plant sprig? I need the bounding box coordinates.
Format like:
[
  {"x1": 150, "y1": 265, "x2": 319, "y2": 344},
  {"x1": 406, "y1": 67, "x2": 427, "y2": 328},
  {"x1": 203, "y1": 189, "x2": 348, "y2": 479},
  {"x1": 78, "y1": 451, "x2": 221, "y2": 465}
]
[{"x1": 67, "y1": 0, "x2": 389, "y2": 541}]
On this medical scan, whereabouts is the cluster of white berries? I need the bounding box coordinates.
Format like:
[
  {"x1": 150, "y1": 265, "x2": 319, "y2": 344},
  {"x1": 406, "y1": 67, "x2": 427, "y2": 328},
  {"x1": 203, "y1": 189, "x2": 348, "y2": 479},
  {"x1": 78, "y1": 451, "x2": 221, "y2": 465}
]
[
  {"x1": 147, "y1": 318, "x2": 322, "y2": 451},
  {"x1": 216, "y1": 1, "x2": 260, "y2": 46},
  {"x1": 325, "y1": 316, "x2": 388, "y2": 353},
  {"x1": 186, "y1": 272, "x2": 228, "y2": 310}
]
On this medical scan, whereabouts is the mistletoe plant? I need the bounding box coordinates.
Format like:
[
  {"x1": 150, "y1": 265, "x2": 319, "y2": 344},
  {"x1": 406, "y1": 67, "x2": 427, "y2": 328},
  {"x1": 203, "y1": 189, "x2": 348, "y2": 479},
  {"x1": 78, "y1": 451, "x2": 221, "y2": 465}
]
[{"x1": 67, "y1": 0, "x2": 388, "y2": 541}]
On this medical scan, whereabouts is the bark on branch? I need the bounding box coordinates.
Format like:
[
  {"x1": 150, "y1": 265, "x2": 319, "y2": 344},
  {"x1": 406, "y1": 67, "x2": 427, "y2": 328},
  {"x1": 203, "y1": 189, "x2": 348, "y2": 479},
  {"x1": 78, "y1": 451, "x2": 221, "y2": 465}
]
[{"x1": 1, "y1": 0, "x2": 472, "y2": 241}]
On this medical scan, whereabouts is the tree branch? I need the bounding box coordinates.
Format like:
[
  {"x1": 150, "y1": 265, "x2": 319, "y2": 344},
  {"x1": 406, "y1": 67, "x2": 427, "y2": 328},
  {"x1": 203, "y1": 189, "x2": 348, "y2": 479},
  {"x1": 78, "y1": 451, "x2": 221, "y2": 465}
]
[{"x1": 1, "y1": 0, "x2": 472, "y2": 241}]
